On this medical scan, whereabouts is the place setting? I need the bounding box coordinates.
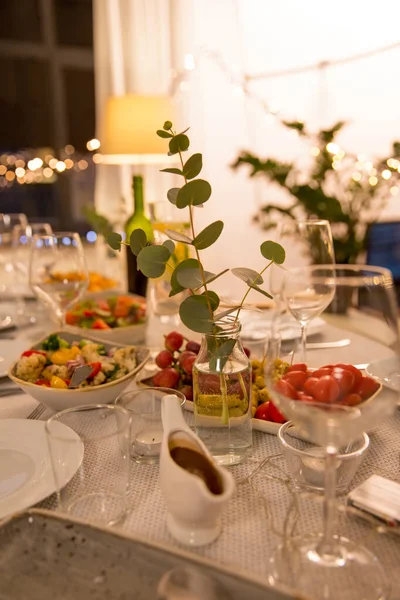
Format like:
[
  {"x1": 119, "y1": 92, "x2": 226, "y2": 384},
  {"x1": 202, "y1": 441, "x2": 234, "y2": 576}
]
[{"x1": 2, "y1": 5, "x2": 400, "y2": 598}]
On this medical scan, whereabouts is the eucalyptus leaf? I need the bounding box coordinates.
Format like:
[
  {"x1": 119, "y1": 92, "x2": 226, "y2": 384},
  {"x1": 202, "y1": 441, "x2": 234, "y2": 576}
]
[
  {"x1": 192, "y1": 220, "x2": 223, "y2": 250},
  {"x1": 165, "y1": 228, "x2": 192, "y2": 244},
  {"x1": 179, "y1": 295, "x2": 213, "y2": 333},
  {"x1": 209, "y1": 339, "x2": 236, "y2": 373},
  {"x1": 177, "y1": 267, "x2": 215, "y2": 289},
  {"x1": 163, "y1": 121, "x2": 172, "y2": 130},
  {"x1": 167, "y1": 188, "x2": 180, "y2": 205},
  {"x1": 260, "y1": 240, "x2": 286, "y2": 264},
  {"x1": 202, "y1": 290, "x2": 220, "y2": 311},
  {"x1": 107, "y1": 232, "x2": 122, "y2": 251},
  {"x1": 163, "y1": 239, "x2": 175, "y2": 254},
  {"x1": 156, "y1": 130, "x2": 173, "y2": 139},
  {"x1": 160, "y1": 168, "x2": 183, "y2": 175},
  {"x1": 231, "y1": 267, "x2": 263, "y2": 285},
  {"x1": 137, "y1": 245, "x2": 170, "y2": 278},
  {"x1": 202, "y1": 269, "x2": 230, "y2": 286},
  {"x1": 176, "y1": 180, "x2": 212, "y2": 209},
  {"x1": 170, "y1": 258, "x2": 200, "y2": 294},
  {"x1": 183, "y1": 153, "x2": 202, "y2": 179},
  {"x1": 169, "y1": 134, "x2": 190, "y2": 155},
  {"x1": 249, "y1": 284, "x2": 273, "y2": 299},
  {"x1": 129, "y1": 229, "x2": 147, "y2": 256}
]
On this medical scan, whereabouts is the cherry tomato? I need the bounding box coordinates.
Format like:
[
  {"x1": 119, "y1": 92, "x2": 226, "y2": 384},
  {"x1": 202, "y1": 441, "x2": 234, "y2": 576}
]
[
  {"x1": 304, "y1": 376, "x2": 318, "y2": 396},
  {"x1": 341, "y1": 393, "x2": 362, "y2": 406},
  {"x1": 88, "y1": 362, "x2": 102, "y2": 379},
  {"x1": 334, "y1": 364, "x2": 362, "y2": 389},
  {"x1": 66, "y1": 312, "x2": 79, "y2": 325},
  {"x1": 286, "y1": 363, "x2": 307, "y2": 373},
  {"x1": 312, "y1": 367, "x2": 332, "y2": 378},
  {"x1": 91, "y1": 318, "x2": 111, "y2": 330},
  {"x1": 254, "y1": 402, "x2": 270, "y2": 421},
  {"x1": 282, "y1": 370, "x2": 307, "y2": 390},
  {"x1": 22, "y1": 350, "x2": 46, "y2": 358},
  {"x1": 267, "y1": 401, "x2": 287, "y2": 424},
  {"x1": 274, "y1": 379, "x2": 298, "y2": 400},
  {"x1": 354, "y1": 376, "x2": 380, "y2": 400},
  {"x1": 331, "y1": 367, "x2": 354, "y2": 396},
  {"x1": 312, "y1": 375, "x2": 340, "y2": 403},
  {"x1": 34, "y1": 379, "x2": 50, "y2": 387}
]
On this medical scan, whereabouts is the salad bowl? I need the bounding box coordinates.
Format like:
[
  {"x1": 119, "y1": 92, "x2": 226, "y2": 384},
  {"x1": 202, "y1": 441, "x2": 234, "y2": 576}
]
[{"x1": 8, "y1": 331, "x2": 150, "y2": 412}]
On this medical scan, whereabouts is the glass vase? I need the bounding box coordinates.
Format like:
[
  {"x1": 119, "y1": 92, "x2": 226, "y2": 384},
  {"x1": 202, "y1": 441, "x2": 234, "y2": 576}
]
[{"x1": 192, "y1": 317, "x2": 252, "y2": 466}]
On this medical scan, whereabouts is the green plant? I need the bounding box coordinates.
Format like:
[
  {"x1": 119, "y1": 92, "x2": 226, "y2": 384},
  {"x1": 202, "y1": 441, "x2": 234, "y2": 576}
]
[
  {"x1": 232, "y1": 120, "x2": 400, "y2": 264},
  {"x1": 108, "y1": 120, "x2": 285, "y2": 358}
]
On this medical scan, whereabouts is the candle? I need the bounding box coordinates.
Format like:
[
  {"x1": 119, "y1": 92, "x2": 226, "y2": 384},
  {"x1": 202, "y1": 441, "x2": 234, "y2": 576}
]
[
  {"x1": 135, "y1": 427, "x2": 163, "y2": 456},
  {"x1": 300, "y1": 448, "x2": 342, "y2": 487}
]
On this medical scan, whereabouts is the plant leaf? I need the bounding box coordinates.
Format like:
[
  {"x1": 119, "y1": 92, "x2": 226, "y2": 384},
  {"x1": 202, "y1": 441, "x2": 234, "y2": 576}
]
[
  {"x1": 231, "y1": 267, "x2": 263, "y2": 285},
  {"x1": 137, "y1": 245, "x2": 170, "y2": 278},
  {"x1": 107, "y1": 232, "x2": 122, "y2": 251},
  {"x1": 202, "y1": 290, "x2": 220, "y2": 311},
  {"x1": 202, "y1": 268, "x2": 230, "y2": 286},
  {"x1": 260, "y1": 241, "x2": 286, "y2": 264},
  {"x1": 163, "y1": 239, "x2": 175, "y2": 254},
  {"x1": 167, "y1": 188, "x2": 180, "y2": 205},
  {"x1": 179, "y1": 295, "x2": 213, "y2": 333},
  {"x1": 183, "y1": 153, "x2": 202, "y2": 179},
  {"x1": 170, "y1": 258, "x2": 199, "y2": 295},
  {"x1": 163, "y1": 120, "x2": 172, "y2": 130},
  {"x1": 156, "y1": 130, "x2": 173, "y2": 139},
  {"x1": 176, "y1": 180, "x2": 212, "y2": 208},
  {"x1": 169, "y1": 134, "x2": 190, "y2": 155},
  {"x1": 192, "y1": 220, "x2": 223, "y2": 250},
  {"x1": 249, "y1": 284, "x2": 273, "y2": 299},
  {"x1": 160, "y1": 168, "x2": 183, "y2": 175},
  {"x1": 129, "y1": 229, "x2": 147, "y2": 256},
  {"x1": 209, "y1": 339, "x2": 236, "y2": 373},
  {"x1": 177, "y1": 267, "x2": 215, "y2": 289},
  {"x1": 164, "y1": 228, "x2": 193, "y2": 244}
]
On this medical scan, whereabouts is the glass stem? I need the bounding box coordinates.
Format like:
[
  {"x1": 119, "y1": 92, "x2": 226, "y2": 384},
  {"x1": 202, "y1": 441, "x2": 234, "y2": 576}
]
[
  {"x1": 299, "y1": 322, "x2": 307, "y2": 363},
  {"x1": 317, "y1": 448, "x2": 338, "y2": 558},
  {"x1": 55, "y1": 309, "x2": 65, "y2": 330}
]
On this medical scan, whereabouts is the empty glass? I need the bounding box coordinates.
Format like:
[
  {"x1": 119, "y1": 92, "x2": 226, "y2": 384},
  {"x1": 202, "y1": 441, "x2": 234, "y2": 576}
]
[
  {"x1": 45, "y1": 404, "x2": 132, "y2": 526},
  {"x1": 0, "y1": 213, "x2": 29, "y2": 327},
  {"x1": 29, "y1": 232, "x2": 89, "y2": 327}
]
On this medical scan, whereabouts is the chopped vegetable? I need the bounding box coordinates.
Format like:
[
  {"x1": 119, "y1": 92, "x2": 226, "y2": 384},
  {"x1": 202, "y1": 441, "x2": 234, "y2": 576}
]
[
  {"x1": 42, "y1": 334, "x2": 70, "y2": 351},
  {"x1": 91, "y1": 318, "x2": 111, "y2": 330},
  {"x1": 50, "y1": 375, "x2": 68, "y2": 389},
  {"x1": 65, "y1": 295, "x2": 146, "y2": 330},
  {"x1": 34, "y1": 379, "x2": 51, "y2": 387},
  {"x1": 22, "y1": 350, "x2": 47, "y2": 358},
  {"x1": 87, "y1": 362, "x2": 102, "y2": 379}
]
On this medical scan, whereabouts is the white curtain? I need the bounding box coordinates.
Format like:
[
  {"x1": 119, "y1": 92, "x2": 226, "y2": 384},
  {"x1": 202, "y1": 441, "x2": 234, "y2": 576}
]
[{"x1": 93, "y1": 0, "x2": 400, "y2": 296}]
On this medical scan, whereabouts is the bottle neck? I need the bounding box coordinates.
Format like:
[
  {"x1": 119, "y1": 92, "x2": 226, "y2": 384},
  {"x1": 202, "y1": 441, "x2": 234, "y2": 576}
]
[{"x1": 133, "y1": 175, "x2": 144, "y2": 214}]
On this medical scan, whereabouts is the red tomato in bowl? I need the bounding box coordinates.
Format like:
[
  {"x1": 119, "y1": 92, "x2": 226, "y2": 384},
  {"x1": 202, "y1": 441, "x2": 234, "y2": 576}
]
[
  {"x1": 286, "y1": 363, "x2": 307, "y2": 373},
  {"x1": 304, "y1": 376, "x2": 318, "y2": 396},
  {"x1": 354, "y1": 376, "x2": 380, "y2": 400},
  {"x1": 334, "y1": 364, "x2": 362, "y2": 389},
  {"x1": 282, "y1": 370, "x2": 307, "y2": 390},
  {"x1": 312, "y1": 375, "x2": 340, "y2": 403},
  {"x1": 274, "y1": 379, "x2": 298, "y2": 400},
  {"x1": 341, "y1": 393, "x2": 362, "y2": 406},
  {"x1": 267, "y1": 401, "x2": 287, "y2": 424},
  {"x1": 331, "y1": 367, "x2": 354, "y2": 396},
  {"x1": 312, "y1": 367, "x2": 332, "y2": 378}
]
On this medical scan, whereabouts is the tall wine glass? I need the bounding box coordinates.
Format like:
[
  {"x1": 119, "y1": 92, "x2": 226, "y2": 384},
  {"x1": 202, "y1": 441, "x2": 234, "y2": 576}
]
[
  {"x1": 29, "y1": 232, "x2": 89, "y2": 328},
  {"x1": 271, "y1": 219, "x2": 335, "y2": 361},
  {"x1": 0, "y1": 213, "x2": 29, "y2": 327},
  {"x1": 265, "y1": 265, "x2": 400, "y2": 600}
]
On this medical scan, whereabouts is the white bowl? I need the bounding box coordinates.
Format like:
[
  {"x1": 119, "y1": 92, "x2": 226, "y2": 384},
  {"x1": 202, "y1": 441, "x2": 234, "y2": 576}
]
[
  {"x1": 65, "y1": 291, "x2": 147, "y2": 345},
  {"x1": 8, "y1": 330, "x2": 150, "y2": 412}
]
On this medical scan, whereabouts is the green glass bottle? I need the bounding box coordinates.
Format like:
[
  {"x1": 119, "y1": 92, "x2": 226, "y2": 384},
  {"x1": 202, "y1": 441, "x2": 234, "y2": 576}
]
[{"x1": 125, "y1": 175, "x2": 154, "y2": 297}]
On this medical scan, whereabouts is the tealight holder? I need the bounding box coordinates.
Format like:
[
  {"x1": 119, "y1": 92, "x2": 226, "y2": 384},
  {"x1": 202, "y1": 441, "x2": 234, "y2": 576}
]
[
  {"x1": 115, "y1": 387, "x2": 185, "y2": 464},
  {"x1": 278, "y1": 421, "x2": 369, "y2": 494}
]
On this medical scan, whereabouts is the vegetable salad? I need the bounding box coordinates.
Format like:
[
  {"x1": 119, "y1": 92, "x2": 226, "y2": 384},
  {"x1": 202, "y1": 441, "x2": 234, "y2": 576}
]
[
  {"x1": 66, "y1": 295, "x2": 146, "y2": 330},
  {"x1": 14, "y1": 334, "x2": 137, "y2": 389}
]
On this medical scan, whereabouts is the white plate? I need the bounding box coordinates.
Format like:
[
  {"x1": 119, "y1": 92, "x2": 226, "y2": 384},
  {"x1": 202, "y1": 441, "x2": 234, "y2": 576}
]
[
  {"x1": 240, "y1": 313, "x2": 325, "y2": 343},
  {"x1": 0, "y1": 340, "x2": 29, "y2": 379},
  {"x1": 0, "y1": 419, "x2": 83, "y2": 520}
]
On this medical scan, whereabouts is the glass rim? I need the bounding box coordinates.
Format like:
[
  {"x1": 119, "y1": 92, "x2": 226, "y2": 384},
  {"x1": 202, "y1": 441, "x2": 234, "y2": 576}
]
[
  {"x1": 32, "y1": 231, "x2": 82, "y2": 240},
  {"x1": 278, "y1": 421, "x2": 369, "y2": 459},
  {"x1": 205, "y1": 314, "x2": 241, "y2": 336},
  {"x1": 288, "y1": 263, "x2": 394, "y2": 286},
  {"x1": 45, "y1": 403, "x2": 131, "y2": 441},
  {"x1": 115, "y1": 387, "x2": 186, "y2": 414}
]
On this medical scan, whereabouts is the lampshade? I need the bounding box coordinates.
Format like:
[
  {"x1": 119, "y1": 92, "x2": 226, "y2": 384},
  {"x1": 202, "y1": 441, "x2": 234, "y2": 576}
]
[{"x1": 99, "y1": 94, "x2": 175, "y2": 165}]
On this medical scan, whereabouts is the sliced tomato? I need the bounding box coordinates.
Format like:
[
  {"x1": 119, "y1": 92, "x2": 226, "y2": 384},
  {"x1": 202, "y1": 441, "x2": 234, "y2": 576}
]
[
  {"x1": 354, "y1": 376, "x2": 380, "y2": 400},
  {"x1": 22, "y1": 350, "x2": 47, "y2": 358},
  {"x1": 254, "y1": 402, "x2": 270, "y2": 421},
  {"x1": 87, "y1": 362, "x2": 102, "y2": 379},
  {"x1": 97, "y1": 299, "x2": 111, "y2": 312},
  {"x1": 331, "y1": 367, "x2": 354, "y2": 396},
  {"x1": 91, "y1": 318, "x2": 111, "y2": 330},
  {"x1": 83, "y1": 309, "x2": 95, "y2": 317},
  {"x1": 312, "y1": 375, "x2": 340, "y2": 403},
  {"x1": 267, "y1": 401, "x2": 287, "y2": 424},
  {"x1": 334, "y1": 364, "x2": 362, "y2": 390},
  {"x1": 282, "y1": 370, "x2": 307, "y2": 390},
  {"x1": 34, "y1": 379, "x2": 50, "y2": 387}
]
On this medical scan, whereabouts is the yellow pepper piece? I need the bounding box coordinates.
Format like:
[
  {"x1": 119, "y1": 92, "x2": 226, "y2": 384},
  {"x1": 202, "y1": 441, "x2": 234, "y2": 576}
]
[
  {"x1": 50, "y1": 375, "x2": 68, "y2": 389},
  {"x1": 51, "y1": 347, "x2": 80, "y2": 365}
]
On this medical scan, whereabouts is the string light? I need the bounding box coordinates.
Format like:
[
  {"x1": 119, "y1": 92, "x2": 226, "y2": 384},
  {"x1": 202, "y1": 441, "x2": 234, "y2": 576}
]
[
  {"x1": 390, "y1": 185, "x2": 398, "y2": 195},
  {"x1": 65, "y1": 159, "x2": 74, "y2": 169},
  {"x1": 381, "y1": 169, "x2": 392, "y2": 180},
  {"x1": 326, "y1": 143, "x2": 340, "y2": 154},
  {"x1": 352, "y1": 172, "x2": 362, "y2": 182},
  {"x1": 55, "y1": 161, "x2": 66, "y2": 173},
  {"x1": 369, "y1": 176, "x2": 378, "y2": 186},
  {"x1": 15, "y1": 167, "x2": 25, "y2": 178},
  {"x1": 310, "y1": 147, "x2": 320, "y2": 156},
  {"x1": 387, "y1": 158, "x2": 399, "y2": 169},
  {"x1": 86, "y1": 139, "x2": 100, "y2": 151},
  {"x1": 43, "y1": 167, "x2": 53, "y2": 178},
  {"x1": 65, "y1": 144, "x2": 75, "y2": 155}
]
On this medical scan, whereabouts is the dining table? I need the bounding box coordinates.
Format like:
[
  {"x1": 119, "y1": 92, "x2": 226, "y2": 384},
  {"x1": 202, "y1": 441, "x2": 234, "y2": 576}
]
[{"x1": 0, "y1": 310, "x2": 399, "y2": 600}]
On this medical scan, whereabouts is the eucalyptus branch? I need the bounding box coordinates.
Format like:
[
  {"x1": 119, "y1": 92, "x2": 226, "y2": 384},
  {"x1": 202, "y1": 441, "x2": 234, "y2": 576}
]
[{"x1": 236, "y1": 260, "x2": 274, "y2": 320}]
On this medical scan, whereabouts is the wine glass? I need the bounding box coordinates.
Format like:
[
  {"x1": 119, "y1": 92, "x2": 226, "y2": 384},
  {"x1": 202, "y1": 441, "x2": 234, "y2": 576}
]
[
  {"x1": 0, "y1": 213, "x2": 29, "y2": 327},
  {"x1": 29, "y1": 232, "x2": 89, "y2": 328},
  {"x1": 265, "y1": 264, "x2": 400, "y2": 600},
  {"x1": 271, "y1": 219, "x2": 335, "y2": 361}
]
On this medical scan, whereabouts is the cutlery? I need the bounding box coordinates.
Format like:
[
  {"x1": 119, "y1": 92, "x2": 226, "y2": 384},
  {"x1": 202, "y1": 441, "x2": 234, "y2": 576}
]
[
  {"x1": 69, "y1": 364, "x2": 93, "y2": 388},
  {"x1": 27, "y1": 404, "x2": 47, "y2": 420},
  {"x1": 305, "y1": 339, "x2": 351, "y2": 350}
]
